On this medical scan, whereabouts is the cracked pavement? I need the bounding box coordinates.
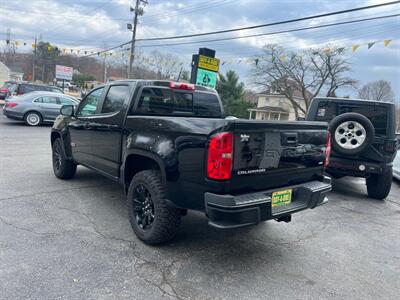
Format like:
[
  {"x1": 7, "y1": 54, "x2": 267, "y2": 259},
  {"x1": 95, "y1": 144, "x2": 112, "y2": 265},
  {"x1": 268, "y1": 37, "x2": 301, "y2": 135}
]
[{"x1": 1, "y1": 113, "x2": 399, "y2": 299}]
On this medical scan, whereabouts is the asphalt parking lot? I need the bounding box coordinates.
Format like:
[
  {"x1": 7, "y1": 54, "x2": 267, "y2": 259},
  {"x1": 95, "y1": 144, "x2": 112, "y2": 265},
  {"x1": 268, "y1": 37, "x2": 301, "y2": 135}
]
[{"x1": 0, "y1": 112, "x2": 399, "y2": 300}]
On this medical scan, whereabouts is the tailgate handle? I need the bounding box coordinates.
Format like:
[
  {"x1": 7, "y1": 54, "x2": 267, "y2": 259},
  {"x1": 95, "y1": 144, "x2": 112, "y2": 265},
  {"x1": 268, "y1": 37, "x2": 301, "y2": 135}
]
[{"x1": 281, "y1": 132, "x2": 298, "y2": 145}]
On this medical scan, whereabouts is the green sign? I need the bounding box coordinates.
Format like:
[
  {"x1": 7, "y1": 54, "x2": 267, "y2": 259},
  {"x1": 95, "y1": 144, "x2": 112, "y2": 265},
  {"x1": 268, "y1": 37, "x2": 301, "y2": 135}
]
[{"x1": 196, "y1": 68, "x2": 217, "y2": 89}]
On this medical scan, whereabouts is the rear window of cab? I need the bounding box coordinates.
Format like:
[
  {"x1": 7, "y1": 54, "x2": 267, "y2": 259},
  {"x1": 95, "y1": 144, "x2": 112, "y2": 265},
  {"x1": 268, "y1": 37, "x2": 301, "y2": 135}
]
[{"x1": 133, "y1": 86, "x2": 222, "y2": 118}]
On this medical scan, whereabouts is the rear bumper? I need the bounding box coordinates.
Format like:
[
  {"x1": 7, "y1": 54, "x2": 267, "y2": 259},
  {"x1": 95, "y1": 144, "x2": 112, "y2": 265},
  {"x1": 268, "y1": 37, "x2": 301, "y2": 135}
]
[
  {"x1": 2, "y1": 109, "x2": 23, "y2": 120},
  {"x1": 204, "y1": 177, "x2": 331, "y2": 229},
  {"x1": 327, "y1": 156, "x2": 390, "y2": 176}
]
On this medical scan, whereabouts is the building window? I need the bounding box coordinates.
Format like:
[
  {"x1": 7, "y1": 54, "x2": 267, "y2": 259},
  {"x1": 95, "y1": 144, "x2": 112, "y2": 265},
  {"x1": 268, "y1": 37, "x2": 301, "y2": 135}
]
[{"x1": 270, "y1": 112, "x2": 279, "y2": 120}]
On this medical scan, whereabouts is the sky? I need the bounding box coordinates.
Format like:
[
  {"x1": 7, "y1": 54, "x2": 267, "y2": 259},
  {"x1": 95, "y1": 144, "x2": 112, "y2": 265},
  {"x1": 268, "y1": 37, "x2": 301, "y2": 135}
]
[{"x1": 0, "y1": 0, "x2": 399, "y2": 98}]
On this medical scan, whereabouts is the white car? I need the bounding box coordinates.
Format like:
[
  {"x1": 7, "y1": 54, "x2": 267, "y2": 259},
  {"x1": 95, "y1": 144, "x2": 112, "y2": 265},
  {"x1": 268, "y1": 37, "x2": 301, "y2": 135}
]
[
  {"x1": 394, "y1": 150, "x2": 400, "y2": 180},
  {"x1": 56, "y1": 81, "x2": 73, "y2": 88}
]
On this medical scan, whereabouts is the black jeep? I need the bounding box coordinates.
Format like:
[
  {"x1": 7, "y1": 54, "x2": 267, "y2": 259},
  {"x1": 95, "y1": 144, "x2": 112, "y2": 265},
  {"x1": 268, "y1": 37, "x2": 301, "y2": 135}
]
[{"x1": 307, "y1": 97, "x2": 397, "y2": 200}]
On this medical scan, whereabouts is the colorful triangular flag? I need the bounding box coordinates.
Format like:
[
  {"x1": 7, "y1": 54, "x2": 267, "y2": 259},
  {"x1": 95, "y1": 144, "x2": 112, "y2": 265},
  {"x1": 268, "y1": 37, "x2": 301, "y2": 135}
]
[
  {"x1": 367, "y1": 42, "x2": 376, "y2": 49},
  {"x1": 384, "y1": 39, "x2": 392, "y2": 47},
  {"x1": 352, "y1": 44, "x2": 360, "y2": 53}
]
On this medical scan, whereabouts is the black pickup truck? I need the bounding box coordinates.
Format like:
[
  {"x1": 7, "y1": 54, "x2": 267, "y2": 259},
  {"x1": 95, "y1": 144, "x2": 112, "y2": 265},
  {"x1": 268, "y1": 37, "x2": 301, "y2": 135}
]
[{"x1": 51, "y1": 80, "x2": 331, "y2": 244}]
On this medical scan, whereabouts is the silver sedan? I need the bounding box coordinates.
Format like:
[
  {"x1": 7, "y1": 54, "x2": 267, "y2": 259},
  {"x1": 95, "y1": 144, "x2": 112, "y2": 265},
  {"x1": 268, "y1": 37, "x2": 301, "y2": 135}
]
[{"x1": 3, "y1": 91, "x2": 79, "y2": 126}]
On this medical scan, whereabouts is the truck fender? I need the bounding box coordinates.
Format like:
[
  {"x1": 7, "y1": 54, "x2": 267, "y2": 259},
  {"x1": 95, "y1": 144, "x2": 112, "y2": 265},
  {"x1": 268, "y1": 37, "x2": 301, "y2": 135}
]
[
  {"x1": 121, "y1": 149, "x2": 168, "y2": 186},
  {"x1": 50, "y1": 129, "x2": 73, "y2": 160}
]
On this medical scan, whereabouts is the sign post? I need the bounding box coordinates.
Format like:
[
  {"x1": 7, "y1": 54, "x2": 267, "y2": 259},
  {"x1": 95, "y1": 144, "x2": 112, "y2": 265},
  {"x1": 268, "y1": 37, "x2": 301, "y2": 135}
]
[{"x1": 190, "y1": 48, "x2": 219, "y2": 89}]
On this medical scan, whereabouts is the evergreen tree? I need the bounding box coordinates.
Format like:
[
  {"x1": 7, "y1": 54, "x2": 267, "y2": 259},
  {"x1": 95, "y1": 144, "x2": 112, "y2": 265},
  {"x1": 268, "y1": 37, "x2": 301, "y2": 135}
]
[{"x1": 217, "y1": 70, "x2": 253, "y2": 118}]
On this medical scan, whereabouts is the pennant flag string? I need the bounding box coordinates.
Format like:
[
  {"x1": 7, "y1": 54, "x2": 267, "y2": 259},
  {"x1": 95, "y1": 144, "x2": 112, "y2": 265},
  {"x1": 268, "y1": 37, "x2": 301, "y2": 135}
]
[{"x1": 367, "y1": 42, "x2": 375, "y2": 49}]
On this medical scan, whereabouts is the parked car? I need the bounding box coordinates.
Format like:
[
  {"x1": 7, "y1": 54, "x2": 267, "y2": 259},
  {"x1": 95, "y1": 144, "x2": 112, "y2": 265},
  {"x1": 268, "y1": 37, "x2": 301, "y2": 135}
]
[
  {"x1": 306, "y1": 97, "x2": 397, "y2": 199},
  {"x1": 8, "y1": 82, "x2": 63, "y2": 97},
  {"x1": 56, "y1": 81, "x2": 74, "y2": 88},
  {"x1": 0, "y1": 81, "x2": 16, "y2": 100},
  {"x1": 3, "y1": 91, "x2": 79, "y2": 126},
  {"x1": 51, "y1": 80, "x2": 332, "y2": 245}
]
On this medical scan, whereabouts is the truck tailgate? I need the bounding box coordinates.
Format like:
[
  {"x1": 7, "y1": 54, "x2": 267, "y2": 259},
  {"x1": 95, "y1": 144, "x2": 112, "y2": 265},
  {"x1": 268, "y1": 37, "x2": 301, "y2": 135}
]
[{"x1": 227, "y1": 120, "x2": 329, "y2": 193}]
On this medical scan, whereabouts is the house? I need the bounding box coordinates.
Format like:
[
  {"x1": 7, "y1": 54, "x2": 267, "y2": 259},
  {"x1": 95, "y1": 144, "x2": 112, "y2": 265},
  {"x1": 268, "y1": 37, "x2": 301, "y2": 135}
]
[
  {"x1": 0, "y1": 61, "x2": 10, "y2": 84},
  {"x1": 0, "y1": 62, "x2": 24, "y2": 84},
  {"x1": 248, "y1": 81, "x2": 312, "y2": 121},
  {"x1": 8, "y1": 65, "x2": 24, "y2": 82}
]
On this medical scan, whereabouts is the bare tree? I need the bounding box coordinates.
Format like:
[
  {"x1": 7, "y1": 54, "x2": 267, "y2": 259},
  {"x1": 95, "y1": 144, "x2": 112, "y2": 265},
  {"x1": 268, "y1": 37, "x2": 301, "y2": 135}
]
[
  {"x1": 148, "y1": 50, "x2": 183, "y2": 80},
  {"x1": 251, "y1": 44, "x2": 357, "y2": 118},
  {"x1": 358, "y1": 80, "x2": 395, "y2": 102}
]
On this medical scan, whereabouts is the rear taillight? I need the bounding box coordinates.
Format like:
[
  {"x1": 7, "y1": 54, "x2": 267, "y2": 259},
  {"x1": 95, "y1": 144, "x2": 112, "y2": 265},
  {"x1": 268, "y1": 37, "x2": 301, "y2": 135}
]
[
  {"x1": 384, "y1": 140, "x2": 397, "y2": 153},
  {"x1": 207, "y1": 132, "x2": 233, "y2": 180},
  {"x1": 7, "y1": 102, "x2": 18, "y2": 108},
  {"x1": 324, "y1": 132, "x2": 331, "y2": 167}
]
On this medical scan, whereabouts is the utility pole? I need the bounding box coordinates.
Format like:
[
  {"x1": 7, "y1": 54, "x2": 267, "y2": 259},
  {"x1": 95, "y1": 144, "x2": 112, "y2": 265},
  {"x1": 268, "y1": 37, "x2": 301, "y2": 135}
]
[
  {"x1": 5, "y1": 28, "x2": 11, "y2": 66},
  {"x1": 32, "y1": 36, "x2": 37, "y2": 81},
  {"x1": 127, "y1": 0, "x2": 147, "y2": 79}
]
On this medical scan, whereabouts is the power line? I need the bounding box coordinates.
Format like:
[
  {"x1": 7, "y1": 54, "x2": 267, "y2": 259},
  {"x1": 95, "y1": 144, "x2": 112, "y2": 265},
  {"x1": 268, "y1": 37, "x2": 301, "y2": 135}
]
[
  {"x1": 81, "y1": 1, "x2": 400, "y2": 57},
  {"x1": 42, "y1": 0, "x2": 114, "y2": 36},
  {"x1": 0, "y1": 6, "x2": 132, "y2": 21},
  {"x1": 217, "y1": 26, "x2": 398, "y2": 59},
  {"x1": 72, "y1": 0, "x2": 235, "y2": 49},
  {"x1": 133, "y1": 14, "x2": 399, "y2": 48},
  {"x1": 136, "y1": 1, "x2": 400, "y2": 41},
  {"x1": 140, "y1": 0, "x2": 234, "y2": 24}
]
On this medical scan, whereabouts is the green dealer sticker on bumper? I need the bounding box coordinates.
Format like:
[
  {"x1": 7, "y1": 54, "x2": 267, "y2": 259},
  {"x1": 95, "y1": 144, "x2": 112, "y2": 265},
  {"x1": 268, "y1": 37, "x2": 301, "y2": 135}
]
[{"x1": 272, "y1": 189, "x2": 292, "y2": 207}]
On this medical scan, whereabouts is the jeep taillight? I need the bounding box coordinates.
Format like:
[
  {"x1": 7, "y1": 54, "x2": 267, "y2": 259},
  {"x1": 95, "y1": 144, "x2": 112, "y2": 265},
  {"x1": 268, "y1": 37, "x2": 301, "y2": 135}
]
[
  {"x1": 207, "y1": 132, "x2": 233, "y2": 180},
  {"x1": 384, "y1": 140, "x2": 397, "y2": 153},
  {"x1": 324, "y1": 132, "x2": 331, "y2": 167}
]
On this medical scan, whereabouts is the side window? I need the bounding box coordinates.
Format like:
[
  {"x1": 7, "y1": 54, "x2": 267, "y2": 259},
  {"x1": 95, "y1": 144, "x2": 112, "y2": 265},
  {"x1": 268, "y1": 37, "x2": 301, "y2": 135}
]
[
  {"x1": 58, "y1": 97, "x2": 76, "y2": 105},
  {"x1": 101, "y1": 85, "x2": 129, "y2": 114},
  {"x1": 77, "y1": 87, "x2": 104, "y2": 116},
  {"x1": 40, "y1": 96, "x2": 58, "y2": 104}
]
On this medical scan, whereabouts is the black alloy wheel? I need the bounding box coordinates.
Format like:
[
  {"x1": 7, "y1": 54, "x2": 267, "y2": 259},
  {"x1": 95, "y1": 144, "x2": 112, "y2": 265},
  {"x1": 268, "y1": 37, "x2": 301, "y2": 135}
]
[
  {"x1": 52, "y1": 138, "x2": 77, "y2": 179},
  {"x1": 133, "y1": 184, "x2": 155, "y2": 230},
  {"x1": 53, "y1": 141, "x2": 63, "y2": 171},
  {"x1": 127, "y1": 170, "x2": 181, "y2": 245}
]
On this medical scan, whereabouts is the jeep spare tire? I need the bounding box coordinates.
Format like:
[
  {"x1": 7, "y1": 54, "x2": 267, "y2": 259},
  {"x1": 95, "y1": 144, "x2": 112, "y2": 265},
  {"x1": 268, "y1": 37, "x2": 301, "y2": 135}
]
[{"x1": 329, "y1": 112, "x2": 374, "y2": 155}]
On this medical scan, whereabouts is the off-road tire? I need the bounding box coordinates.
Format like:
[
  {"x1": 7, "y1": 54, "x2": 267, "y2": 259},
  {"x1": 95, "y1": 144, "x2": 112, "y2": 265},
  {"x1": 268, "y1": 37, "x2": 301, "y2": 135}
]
[
  {"x1": 52, "y1": 138, "x2": 77, "y2": 179},
  {"x1": 329, "y1": 112, "x2": 374, "y2": 156},
  {"x1": 366, "y1": 167, "x2": 392, "y2": 200},
  {"x1": 24, "y1": 111, "x2": 42, "y2": 126},
  {"x1": 127, "y1": 170, "x2": 181, "y2": 245}
]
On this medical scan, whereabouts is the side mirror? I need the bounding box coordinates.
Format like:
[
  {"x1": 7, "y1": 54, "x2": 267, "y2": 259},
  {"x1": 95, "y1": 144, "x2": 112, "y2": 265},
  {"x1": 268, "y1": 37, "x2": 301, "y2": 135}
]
[{"x1": 60, "y1": 105, "x2": 74, "y2": 116}]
